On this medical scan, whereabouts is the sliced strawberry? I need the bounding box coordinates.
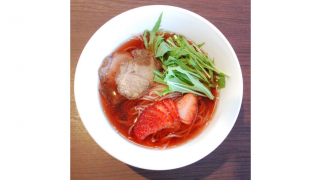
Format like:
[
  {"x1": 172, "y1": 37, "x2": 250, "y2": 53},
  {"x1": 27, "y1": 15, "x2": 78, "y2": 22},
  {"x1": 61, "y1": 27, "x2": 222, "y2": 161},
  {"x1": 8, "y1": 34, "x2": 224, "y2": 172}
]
[
  {"x1": 162, "y1": 99, "x2": 180, "y2": 127},
  {"x1": 133, "y1": 106, "x2": 172, "y2": 140},
  {"x1": 153, "y1": 101, "x2": 175, "y2": 127},
  {"x1": 134, "y1": 115, "x2": 159, "y2": 140},
  {"x1": 143, "y1": 115, "x2": 161, "y2": 132},
  {"x1": 175, "y1": 93, "x2": 198, "y2": 125},
  {"x1": 145, "y1": 107, "x2": 171, "y2": 129},
  {"x1": 134, "y1": 99, "x2": 182, "y2": 140}
]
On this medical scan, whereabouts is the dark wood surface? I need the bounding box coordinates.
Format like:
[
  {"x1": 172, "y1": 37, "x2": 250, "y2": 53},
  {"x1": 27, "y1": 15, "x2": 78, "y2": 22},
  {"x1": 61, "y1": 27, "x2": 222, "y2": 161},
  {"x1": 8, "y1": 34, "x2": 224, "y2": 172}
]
[{"x1": 71, "y1": 0, "x2": 250, "y2": 179}]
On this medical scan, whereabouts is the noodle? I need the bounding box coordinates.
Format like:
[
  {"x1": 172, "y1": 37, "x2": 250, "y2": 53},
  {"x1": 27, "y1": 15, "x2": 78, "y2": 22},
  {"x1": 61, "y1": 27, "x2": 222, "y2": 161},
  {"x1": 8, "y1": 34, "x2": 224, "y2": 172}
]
[
  {"x1": 118, "y1": 83, "x2": 216, "y2": 149},
  {"x1": 128, "y1": 124, "x2": 135, "y2": 136},
  {"x1": 162, "y1": 139, "x2": 171, "y2": 149},
  {"x1": 183, "y1": 113, "x2": 197, "y2": 139},
  {"x1": 98, "y1": 29, "x2": 221, "y2": 149},
  {"x1": 158, "y1": 92, "x2": 182, "y2": 101}
]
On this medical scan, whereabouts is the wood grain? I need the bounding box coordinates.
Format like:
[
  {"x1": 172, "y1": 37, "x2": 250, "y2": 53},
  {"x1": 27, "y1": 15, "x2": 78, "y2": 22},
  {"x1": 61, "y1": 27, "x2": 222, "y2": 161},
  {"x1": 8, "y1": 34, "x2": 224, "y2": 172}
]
[{"x1": 71, "y1": 0, "x2": 250, "y2": 179}]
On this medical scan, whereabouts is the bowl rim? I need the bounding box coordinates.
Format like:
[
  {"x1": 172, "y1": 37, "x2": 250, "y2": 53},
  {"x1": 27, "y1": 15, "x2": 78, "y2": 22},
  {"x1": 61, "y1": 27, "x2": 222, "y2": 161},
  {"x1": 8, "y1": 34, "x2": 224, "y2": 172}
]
[{"x1": 74, "y1": 5, "x2": 243, "y2": 170}]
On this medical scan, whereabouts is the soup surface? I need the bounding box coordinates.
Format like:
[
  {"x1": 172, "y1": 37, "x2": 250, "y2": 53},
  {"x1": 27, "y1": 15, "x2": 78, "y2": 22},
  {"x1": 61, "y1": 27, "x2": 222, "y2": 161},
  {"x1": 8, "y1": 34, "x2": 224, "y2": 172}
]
[{"x1": 99, "y1": 34, "x2": 220, "y2": 149}]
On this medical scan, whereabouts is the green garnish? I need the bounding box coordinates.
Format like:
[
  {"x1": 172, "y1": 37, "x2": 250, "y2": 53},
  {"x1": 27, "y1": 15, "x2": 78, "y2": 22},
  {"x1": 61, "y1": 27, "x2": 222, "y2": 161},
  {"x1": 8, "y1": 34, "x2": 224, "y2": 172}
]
[
  {"x1": 197, "y1": 42, "x2": 205, "y2": 48},
  {"x1": 160, "y1": 66, "x2": 214, "y2": 99},
  {"x1": 143, "y1": 12, "x2": 163, "y2": 52},
  {"x1": 217, "y1": 74, "x2": 226, "y2": 89},
  {"x1": 155, "y1": 41, "x2": 171, "y2": 58},
  {"x1": 143, "y1": 13, "x2": 229, "y2": 99},
  {"x1": 153, "y1": 69, "x2": 165, "y2": 78}
]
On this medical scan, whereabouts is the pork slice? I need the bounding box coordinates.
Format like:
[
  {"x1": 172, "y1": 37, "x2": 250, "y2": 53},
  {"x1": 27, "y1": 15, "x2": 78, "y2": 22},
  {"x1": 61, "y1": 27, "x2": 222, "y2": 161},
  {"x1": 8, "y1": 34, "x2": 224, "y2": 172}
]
[
  {"x1": 117, "y1": 73, "x2": 150, "y2": 100},
  {"x1": 131, "y1": 49, "x2": 161, "y2": 84},
  {"x1": 114, "y1": 59, "x2": 130, "y2": 85},
  {"x1": 99, "y1": 52, "x2": 132, "y2": 85},
  {"x1": 99, "y1": 52, "x2": 132, "y2": 105},
  {"x1": 115, "y1": 59, "x2": 150, "y2": 99},
  {"x1": 115, "y1": 49, "x2": 162, "y2": 100}
]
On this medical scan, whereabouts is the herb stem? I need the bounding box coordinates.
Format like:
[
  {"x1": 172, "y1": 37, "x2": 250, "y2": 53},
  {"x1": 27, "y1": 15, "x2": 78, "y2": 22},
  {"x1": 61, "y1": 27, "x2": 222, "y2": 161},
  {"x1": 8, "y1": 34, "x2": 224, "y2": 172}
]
[{"x1": 153, "y1": 69, "x2": 165, "y2": 78}]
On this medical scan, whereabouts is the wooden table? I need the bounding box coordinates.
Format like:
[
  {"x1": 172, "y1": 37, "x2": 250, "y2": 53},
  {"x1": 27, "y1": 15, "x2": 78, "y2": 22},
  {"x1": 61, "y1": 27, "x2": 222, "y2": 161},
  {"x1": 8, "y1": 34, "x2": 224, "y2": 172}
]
[{"x1": 71, "y1": 0, "x2": 250, "y2": 179}]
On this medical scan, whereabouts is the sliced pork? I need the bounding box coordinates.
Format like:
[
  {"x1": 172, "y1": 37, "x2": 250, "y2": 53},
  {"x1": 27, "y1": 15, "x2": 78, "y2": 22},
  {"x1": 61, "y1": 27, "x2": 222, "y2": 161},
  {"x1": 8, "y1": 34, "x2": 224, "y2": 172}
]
[
  {"x1": 99, "y1": 52, "x2": 132, "y2": 85},
  {"x1": 115, "y1": 49, "x2": 161, "y2": 99},
  {"x1": 99, "y1": 52, "x2": 132, "y2": 104}
]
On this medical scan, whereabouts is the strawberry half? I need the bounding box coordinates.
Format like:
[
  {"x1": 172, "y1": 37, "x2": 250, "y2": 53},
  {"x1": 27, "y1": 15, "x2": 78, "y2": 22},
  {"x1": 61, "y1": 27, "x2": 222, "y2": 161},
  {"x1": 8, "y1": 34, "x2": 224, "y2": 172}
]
[
  {"x1": 175, "y1": 93, "x2": 198, "y2": 125},
  {"x1": 146, "y1": 107, "x2": 172, "y2": 129},
  {"x1": 162, "y1": 99, "x2": 180, "y2": 127},
  {"x1": 134, "y1": 115, "x2": 159, "y2": 140},
  {"x1": 153, "y1": 101, "x2": 175, "y2": 127},
  {"x1": 133, "y1": 99, "x2": 180, "y2": 140}
]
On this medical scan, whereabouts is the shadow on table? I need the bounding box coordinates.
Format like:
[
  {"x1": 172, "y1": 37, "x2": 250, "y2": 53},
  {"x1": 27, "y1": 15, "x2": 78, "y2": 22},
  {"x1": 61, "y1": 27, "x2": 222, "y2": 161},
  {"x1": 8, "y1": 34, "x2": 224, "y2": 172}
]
[
  {"x1": 128, "y1": 103, "x2": 250, "y2": 179},
  {"x1": 128, "y1": 149, "x2": 229, "y2": 180}
]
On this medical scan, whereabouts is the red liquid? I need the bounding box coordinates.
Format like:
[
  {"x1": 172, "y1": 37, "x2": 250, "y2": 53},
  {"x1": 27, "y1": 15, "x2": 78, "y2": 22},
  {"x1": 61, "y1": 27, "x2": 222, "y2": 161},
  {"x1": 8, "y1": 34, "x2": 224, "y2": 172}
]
[
  {"x1": 99, "y1": 33, "x2": 219, "y2": 149},
  {"x1": 112, "y1": 36, "x2": 145, "y2": 55}
]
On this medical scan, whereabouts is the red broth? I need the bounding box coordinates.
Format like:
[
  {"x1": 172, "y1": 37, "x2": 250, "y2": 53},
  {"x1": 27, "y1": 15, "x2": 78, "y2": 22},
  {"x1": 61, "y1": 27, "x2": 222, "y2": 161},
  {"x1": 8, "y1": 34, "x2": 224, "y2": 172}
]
[
  {"x1": 112, "y1": 36, "x2": 145, "y2": 54},
  {"x1": 99, "y1": 34, "x2": 219, "y2": 149}
]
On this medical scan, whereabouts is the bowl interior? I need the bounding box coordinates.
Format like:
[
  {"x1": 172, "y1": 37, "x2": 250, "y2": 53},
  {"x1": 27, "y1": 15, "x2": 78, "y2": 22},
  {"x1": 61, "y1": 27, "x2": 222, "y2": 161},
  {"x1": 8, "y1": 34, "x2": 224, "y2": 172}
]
[{"x1": 75, "y1": 5, "x2": 243, "y2": 170}]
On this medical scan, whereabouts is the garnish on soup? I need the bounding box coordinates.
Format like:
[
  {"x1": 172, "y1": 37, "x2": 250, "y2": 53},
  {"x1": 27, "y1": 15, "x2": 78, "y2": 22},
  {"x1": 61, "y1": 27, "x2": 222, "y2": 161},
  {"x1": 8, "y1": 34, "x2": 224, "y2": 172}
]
[{"x1": 98, "y1": 13, "x2": 228, "y2": 149}]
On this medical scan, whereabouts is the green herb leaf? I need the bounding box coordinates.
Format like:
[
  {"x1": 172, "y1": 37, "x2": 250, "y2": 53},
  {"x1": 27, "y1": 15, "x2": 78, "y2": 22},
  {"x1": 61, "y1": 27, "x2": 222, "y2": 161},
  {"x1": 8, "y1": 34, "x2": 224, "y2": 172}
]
[
  {"x1": 143, "y1": 12, "x2": 164, "y2": 52},
  {"x1": 209, "y1": 69, "x2": 213, "y2": 83},
  {"x1": 152, "y1": 12, "x2": 163, "y2": 32},
  {"x1": 166, "y1": 81, "x2": 207, "y2": 97},
  {"x1": 197, "y1": 42, "x2": 205, "y2": 47},
  {"x1": 142, "y1": 30, "x2": 149, "y2": 49},
  {"x1": 217, "y1": 74, "x2": 226, "y2": 89},
  {"x1": 166, "y1": 37, "x2": 177, "y2": 48},
  {"x1": 170, "y1": 40, "x2": 187, "y2": 58},
  {"x1": 143, "y1": 13, "x2": 228, "y2": 98},
  {"x1": 155, "y1": 41, "x2": 171, "y2": 57},
  {"x1": 153, "y1": 33, "x2": 164, "y2": 53},
  {"x1": 173, "y1": 34, "x2": 182, "y2": 46},
  {"x1": 154, "y1": 75, "x2": 166, "y2": 84},
  {"x1": 187, "y1": 58, "x2": 200, "y2": 70},
  {"x1": 172, "y1": 70, "x2": 194, "y2": 86},
  {"x1": 156, "y1": 87, "x2": 172, "y2": 96},
  {"x1": 165, "y1": 66, "x2": 214, "y2": 99},
  {"x1": 195, "y1": 68, "x2": 209, "y2": 83},
  {"x1": 153, "y1": 69, "x2": 165, "y2": 78}
]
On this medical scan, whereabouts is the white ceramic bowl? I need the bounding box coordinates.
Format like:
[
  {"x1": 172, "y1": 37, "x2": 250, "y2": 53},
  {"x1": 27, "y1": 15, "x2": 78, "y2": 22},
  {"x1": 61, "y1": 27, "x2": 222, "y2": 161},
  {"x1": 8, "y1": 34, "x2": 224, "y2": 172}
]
[{"x1": 75, "y1": 5, "x2": 243, "y2": 170}]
